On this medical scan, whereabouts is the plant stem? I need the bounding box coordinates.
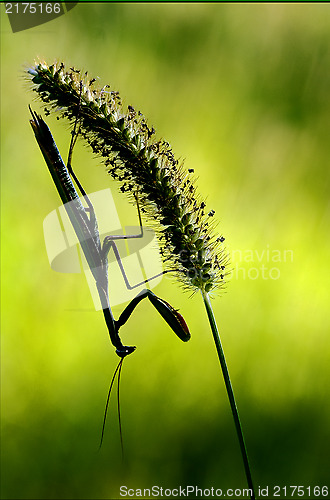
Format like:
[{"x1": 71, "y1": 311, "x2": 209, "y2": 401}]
[{"x1": 202, "y1": 291, "x2": 256, "y2": 500}]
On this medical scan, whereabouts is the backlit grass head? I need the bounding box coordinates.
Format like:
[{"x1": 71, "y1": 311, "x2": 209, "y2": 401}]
[{"x1": 27, "y1": 60, "x2": 229, "y2": 294}]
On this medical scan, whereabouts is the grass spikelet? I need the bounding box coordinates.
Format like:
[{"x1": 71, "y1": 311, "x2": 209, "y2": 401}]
[{"x1": 27, "y1": 60, "x2": 228, "y2": 294}]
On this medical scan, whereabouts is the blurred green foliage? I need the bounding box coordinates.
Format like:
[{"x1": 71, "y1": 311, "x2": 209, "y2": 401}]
[{"x1": 1, "y1": 3, "x2": 330, "y2": 499}]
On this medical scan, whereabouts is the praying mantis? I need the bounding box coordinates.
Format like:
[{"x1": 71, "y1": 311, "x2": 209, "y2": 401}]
[
  {"x1": 29, "y1": 106, "x2": 190, "y2": 396},
  {"x1": 29, "y1": 106, "x2": 191, "y2": 445}
]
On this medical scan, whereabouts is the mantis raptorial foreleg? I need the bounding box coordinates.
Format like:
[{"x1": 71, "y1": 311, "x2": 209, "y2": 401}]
[{"x1": 115, "y1": 289, "x2": 189, "y2": 342}]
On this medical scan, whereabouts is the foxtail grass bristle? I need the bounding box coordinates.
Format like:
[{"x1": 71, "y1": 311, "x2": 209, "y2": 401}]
[{"x1": 27, "y1": 60, "x2": 229, "y2": 293}]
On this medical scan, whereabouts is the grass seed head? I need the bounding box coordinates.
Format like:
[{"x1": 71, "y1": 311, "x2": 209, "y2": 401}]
[{"x1": 27, "y1": 60, "x2": 229, "y2": 293}]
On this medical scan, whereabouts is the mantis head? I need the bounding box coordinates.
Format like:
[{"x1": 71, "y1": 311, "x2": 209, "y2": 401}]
[{"x1": 116, "y1": 345, "x2": 136, "y2": 358}]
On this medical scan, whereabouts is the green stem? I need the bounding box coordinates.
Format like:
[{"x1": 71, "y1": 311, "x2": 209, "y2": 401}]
[{"x1": 202, "y1": 291, "x2": 256, "y2": 500}]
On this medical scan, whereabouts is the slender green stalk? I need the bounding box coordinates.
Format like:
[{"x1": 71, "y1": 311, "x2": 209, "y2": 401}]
[{"x1": 202, "y1": 291, "x2": 256, "y2": 500}]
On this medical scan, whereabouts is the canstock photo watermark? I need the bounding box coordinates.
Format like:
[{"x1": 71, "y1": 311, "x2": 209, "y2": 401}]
[
  {"x1": 4, "y1": 2, "x2": 78, "y2": 33},
  {"x1": 231, "y1": 245, "x2": 294, "y2": 281},
  {"x1": 43, "y1": 189, "x2": 163, "y2": 309},
  {"x1": 43, "y1": 188, "x2": 293, "y2": 310}
]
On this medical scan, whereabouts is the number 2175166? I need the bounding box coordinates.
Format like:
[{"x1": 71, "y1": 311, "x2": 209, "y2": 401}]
[
  {"x1": 5, "y1": 3, "x2": 61, "y2": 15},
  {"x1": 272, "y1": 485, "x2": 328, "y2": 497}
]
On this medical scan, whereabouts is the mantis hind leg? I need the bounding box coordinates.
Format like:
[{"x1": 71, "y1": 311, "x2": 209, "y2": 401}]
[{"x1": 65, "y1": 82, "x2": 95, "y2": 218}]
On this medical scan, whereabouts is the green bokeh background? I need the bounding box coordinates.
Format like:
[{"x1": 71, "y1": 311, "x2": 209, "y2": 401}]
[{"x1": 1, "y1": 3, "x2": 330, "y2": 499}]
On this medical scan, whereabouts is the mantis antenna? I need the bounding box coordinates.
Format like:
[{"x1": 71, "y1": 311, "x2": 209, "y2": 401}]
[{"x1": 99, "y1": 357, "x2": 124, "y2": 452}]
